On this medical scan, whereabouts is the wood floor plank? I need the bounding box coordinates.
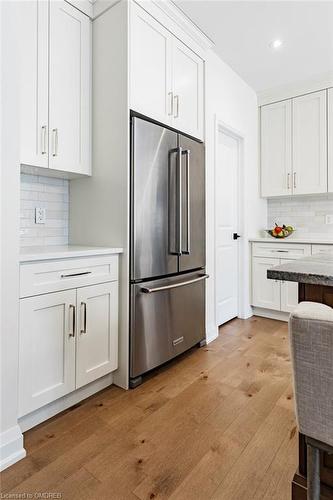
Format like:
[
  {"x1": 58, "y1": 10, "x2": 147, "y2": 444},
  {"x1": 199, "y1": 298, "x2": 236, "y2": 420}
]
[{"x1": 0, "y1": 316, "x2": 296, "y2": 500}]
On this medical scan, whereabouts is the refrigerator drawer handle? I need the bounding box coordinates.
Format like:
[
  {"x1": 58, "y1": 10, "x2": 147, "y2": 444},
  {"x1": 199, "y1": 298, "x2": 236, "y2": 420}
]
[{"x1": 141, "y1": 274, "x2": 209, "y2": 294}]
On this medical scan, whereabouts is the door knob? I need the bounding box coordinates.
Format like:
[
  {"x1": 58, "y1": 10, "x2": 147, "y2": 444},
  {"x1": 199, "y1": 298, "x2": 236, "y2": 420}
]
[{"x1": 233, "y1": 233, "x2": 241, "y2": 240}]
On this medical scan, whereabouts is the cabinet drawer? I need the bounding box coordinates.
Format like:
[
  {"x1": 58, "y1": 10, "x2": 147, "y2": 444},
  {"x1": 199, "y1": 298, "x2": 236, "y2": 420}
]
[
  {"x1": 252, "y1": 242, "x2": 311, "y2": 259},
  {"x1": 20, "y1": 255, "x2": 118, "y2": 298},
  {"x1": 311, "y1": 244, "x2": 333, "y2": 255}
]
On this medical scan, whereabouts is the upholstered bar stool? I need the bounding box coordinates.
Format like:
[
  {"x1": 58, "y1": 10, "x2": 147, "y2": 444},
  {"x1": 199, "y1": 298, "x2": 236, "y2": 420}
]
[{"x1": 289, "y1": 302, "x2": 333, "y2": 499}]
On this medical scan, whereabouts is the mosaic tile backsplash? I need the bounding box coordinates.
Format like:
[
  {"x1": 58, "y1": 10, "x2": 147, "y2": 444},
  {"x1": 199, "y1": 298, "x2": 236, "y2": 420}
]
[
  {"x1": 20, "y1": 174, "x2": 69, "y2": 247},
  {"x1": 267, "y1": 194, "x2": 333, "y2": 240}
]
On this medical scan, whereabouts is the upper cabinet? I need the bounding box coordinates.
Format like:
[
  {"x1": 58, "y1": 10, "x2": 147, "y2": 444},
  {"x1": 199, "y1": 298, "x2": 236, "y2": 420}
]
[
  {"x1": 130, "y1": 2, "x2": 204, "y2": 140},
  {"x1": 292, "y1": 90, "x2": 327, "y2": 195},
  {"x1": 260, "y1": 89, "x2": 330, "y2": 197},
  {"x1": 261, "y1": 100, "x2": 292, "y2": 197},
  {"x1": 329, "y1": 88, "x2": 333, "y2": 192},
  {"x1": 20, "y1": 0, "x2": 91, "y2": 176}
]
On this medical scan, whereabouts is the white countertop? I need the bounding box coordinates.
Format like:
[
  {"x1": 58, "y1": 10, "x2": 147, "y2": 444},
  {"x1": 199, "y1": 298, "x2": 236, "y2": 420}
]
[
  {"x1": 20, "y1": 245, "x2": 123, "y2": 262},
  {"x1": 249, "y1": 237, "x2": 333, "y2": 245}
]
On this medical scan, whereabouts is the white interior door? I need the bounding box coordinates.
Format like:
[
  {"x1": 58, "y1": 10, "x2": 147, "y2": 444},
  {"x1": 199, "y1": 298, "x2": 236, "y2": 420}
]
[
  {"x1": 49, "y1": 0, "x2": 91, "y2": 174},
  {"x1": 216, "y1": 130, "x2": 240, "y2": 326},
  {"x1": 76, "y1": 282, "x2": 118, "y2": 389}
]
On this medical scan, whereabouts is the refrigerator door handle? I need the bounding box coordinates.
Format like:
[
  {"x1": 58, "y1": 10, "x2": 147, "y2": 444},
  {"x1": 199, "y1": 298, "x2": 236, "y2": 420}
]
[
  {"x1": 141, "y1": 274, "x2": 209, "y2": 293},
  {"x1": 182, "y1": 149, "x2": 191, "y2": 254},
  {"x1": 177, "y1": 146, "x2": 183, "y2": 256}
]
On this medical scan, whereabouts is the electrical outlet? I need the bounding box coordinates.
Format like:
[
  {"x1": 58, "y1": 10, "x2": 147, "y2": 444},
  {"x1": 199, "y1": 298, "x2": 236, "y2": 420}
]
[
  {"x1": 35, "y1": 207, "x2": 46, "y2": 224},
  {"x1": 325, "y1": 214, "x2": 333, "y2": 225}
]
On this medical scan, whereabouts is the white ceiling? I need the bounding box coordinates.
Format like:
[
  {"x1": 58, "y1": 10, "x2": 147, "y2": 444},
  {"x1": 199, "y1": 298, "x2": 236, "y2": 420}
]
[{"x1": 174, "y1": 1, "x2": 333, "y2": 92}]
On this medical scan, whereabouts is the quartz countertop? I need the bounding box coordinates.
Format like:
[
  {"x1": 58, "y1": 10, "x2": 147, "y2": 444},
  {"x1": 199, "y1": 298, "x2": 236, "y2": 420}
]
[
  {"x1": 267, "y1": 254, "x2": 333, "y2": 286},
  {"x1": 250, "y1": 237, "x2": 333, "y2": 245},
  {"x1": 20, "y1": 245, "x2": 123, "y2": 262}
]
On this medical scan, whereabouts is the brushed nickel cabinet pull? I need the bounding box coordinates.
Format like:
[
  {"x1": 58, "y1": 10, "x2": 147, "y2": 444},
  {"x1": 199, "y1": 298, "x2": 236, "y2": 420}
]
[
  {"x1": 69, "y1": 304, "x2": 75, "y2": 337},
  {"x1": 80, "y1": 302, "x2": 87, "y2": 334},
  {"x1": 41, "y1": 125, "x2": 47, "y2": 155},
  {"x1": 293, "y1": 172, "x2": 297, "y2": 189},
  {"x1": 168, "y1": 92, "x2": 173, "y2": 116},
  {"x1": 174, "y1": 95, "x2": 179, "y2": 118},
  {"x1": 287, "y1": 173, "x2": 291, "y2": 190},
  {"x1": 61, "y1": 271, "x2": 92, "y2": 278},
  {"x1": 52, "y1": 128, "x2": 58, "y2": 157}
]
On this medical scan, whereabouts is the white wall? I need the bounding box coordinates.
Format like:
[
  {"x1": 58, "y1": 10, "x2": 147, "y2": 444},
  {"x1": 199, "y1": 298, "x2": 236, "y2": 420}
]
[
  {"x1": 205, "y1": 50, "x2": 266, "y2": 343},
  {"x1": 0, "y1": 1, "x2": 26, "y2": 471}
]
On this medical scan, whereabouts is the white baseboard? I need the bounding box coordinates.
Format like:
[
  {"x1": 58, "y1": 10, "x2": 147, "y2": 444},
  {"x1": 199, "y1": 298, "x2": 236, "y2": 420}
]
[
  {"x1": 0, "y1": 425, "x2": 26, "y2": 471},
  {"x1": 19, "y1": 373, "x2": 113, "y2": 432},
  {"x1": 252, "y1": 307, "x2": 290, "y2": 322}
]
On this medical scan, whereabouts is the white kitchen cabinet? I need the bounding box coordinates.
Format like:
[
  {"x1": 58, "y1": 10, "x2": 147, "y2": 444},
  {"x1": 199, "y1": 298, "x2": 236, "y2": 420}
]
[
  {"x1": 172, "y1": 38, "x2": 203, "y2": 139},
  {"x1": 261, "y1": 100, "x2": 292, "y2": 197},
  {"x1": 19, "y1": 290, "x2": 76, "y2": 417},
  {"x1": 328, "y1": 88, "x2": 333, "y2": 192},
  {"x1": 20, "y1": 0, "x2": 49, "y2": 168},
  {"x1": 20, "y1": 0, "x2": 91, "y2": 175},
  {"x1": 252, "y1": 257, "x2": 281, "y2": 311},
  {"x1": 130, "y1": 2, "x2": 172, "y2": 125},
  {"x1": 19, "y1": 254, "x2": 119, "y2": 417},
  {"x1": 130, "y1": 2, "x2": 204, "y2": 139},
  {"x1": 280, "y1": 259, "x2": 298, "y2": 313},
  {"x1": 292, "y1": 90, "x2": 327, "y2": 195},
  {"x1": 76, "y1": 282, "x2": 118, "y2": 388},
  {"x1": 49, "y1": 1, "x2": 91, "y2": 174}
]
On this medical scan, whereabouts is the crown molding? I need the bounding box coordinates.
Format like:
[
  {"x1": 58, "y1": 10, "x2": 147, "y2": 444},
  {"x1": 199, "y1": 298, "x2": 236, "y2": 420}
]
[
  {"x1": 258, "y1": 71, "x2": 333, "y2": 106},
  {"x1": 135, "y1": 0, "x2": 214, "y2": 53}
]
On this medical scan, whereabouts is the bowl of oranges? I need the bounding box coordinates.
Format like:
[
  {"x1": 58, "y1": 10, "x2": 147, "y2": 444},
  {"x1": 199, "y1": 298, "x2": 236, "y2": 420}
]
[{"x1": 266, "y1": 224, "x2": 295, "y2": 239}]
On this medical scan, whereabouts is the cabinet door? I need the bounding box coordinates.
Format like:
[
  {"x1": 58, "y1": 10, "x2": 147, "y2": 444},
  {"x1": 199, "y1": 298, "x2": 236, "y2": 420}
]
[
  {"x1": 19, "y1": 290, "x2": 76, "y2": 417},
  {"x1": 130, "y1": 3, "x2": 172, "y2": 125},
  {"x1": 328, "y1": 89, "x2": 333, "y2": 192},
  {"x1": 280, "y1": 260, "x2": 298, "y2": 313},
  {"x1": 49, "y1": 1, "x2": 91, "y2": 174},
  {"x1": 293, "y1": 90, "x2": 327, "y2": 195},
  {"x1": 260, "y1": 100, "x2": 292, "y2": 197},
  {"x1": 252, "y1": 258, "x2": 280, "y2": 310},
  {"x1": 172, "y1": 38, "x2": 204, "y2": 139},
  {"x1": 76, "y1": 282, "x2": 118, "y2": 389},
  {"x1": 20, "y1": 0, "x2": 48, "y2": 168}
]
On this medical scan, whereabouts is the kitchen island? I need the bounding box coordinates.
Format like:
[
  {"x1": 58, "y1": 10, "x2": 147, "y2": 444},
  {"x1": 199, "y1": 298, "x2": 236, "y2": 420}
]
[{"x1": 268, "y1": 254, "x2": 333, "y2": 500}]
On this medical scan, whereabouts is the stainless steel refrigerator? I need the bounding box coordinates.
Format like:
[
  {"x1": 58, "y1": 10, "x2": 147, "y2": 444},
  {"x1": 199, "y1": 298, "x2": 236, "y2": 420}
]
[{"x1": 130, "y1": 116, "x2": 207, "y2": 388}]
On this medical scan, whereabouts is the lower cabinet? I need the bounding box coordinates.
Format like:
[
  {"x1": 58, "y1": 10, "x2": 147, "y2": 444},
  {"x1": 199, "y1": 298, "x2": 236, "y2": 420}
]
[
  {"x1": 19, "y1": 281, "x2": 118, "y2": 417},
  {"x1": 19, "y1": 290, "x2": 76, "y2": 417},
  {"x1": 252, "y1": 256, "x2": 298, "y2": 313},
  {"x1": 76, "y1": 282, "x2": 118, "y2": 388}
]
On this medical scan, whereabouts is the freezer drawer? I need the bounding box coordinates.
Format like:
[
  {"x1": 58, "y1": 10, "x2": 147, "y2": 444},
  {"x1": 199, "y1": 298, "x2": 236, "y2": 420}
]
[{"x1": 130, "y1": 272, "x2": 207, "y2": 379}]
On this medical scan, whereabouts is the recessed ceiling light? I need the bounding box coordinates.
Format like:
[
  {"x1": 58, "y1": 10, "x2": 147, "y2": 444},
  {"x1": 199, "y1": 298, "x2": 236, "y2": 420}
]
[{"x1": 269, "y1": 39, "x2": 283, "y2": 49}]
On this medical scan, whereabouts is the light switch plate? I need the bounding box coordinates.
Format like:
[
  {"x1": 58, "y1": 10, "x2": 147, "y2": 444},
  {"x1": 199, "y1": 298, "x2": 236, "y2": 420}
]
[
  {"x1": 325, "y1": 214, "x2": 333, "y2": 225},
  {"x1": 35, "y1": 207, "x2": 46, "y2": 224}
]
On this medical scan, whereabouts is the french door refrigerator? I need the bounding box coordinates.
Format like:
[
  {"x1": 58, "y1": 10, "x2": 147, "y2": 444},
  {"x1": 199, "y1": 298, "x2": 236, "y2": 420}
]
[{"x1": 130, "y1": 116, "x2": 207, "y2": 387}]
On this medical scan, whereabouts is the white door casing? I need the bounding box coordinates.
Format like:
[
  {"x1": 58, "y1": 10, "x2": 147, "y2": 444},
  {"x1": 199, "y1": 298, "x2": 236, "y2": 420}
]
[{"x1": 328, "y1": 88, "x2": 333, "y2": 192}]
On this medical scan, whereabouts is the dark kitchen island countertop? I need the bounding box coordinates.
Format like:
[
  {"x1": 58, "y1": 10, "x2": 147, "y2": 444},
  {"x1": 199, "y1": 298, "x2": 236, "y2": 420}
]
[
  {"x1": 267, "y1": 253, "x2": 333, "y2": 286},
  {"x1": 267, "y1": 252, "x2": 333, "y2": 500}
]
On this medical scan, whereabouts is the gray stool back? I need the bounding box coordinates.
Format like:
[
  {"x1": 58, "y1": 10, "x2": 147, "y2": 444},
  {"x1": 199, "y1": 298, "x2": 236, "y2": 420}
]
[{"x1": 289, "y1": 301, "x2": 333, "y2": 500}]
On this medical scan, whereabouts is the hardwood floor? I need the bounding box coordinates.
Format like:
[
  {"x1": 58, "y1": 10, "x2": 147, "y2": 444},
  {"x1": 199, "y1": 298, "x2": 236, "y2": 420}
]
[{"x1": 1, "y1": 316, "x2": 298, "y2": 500}]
